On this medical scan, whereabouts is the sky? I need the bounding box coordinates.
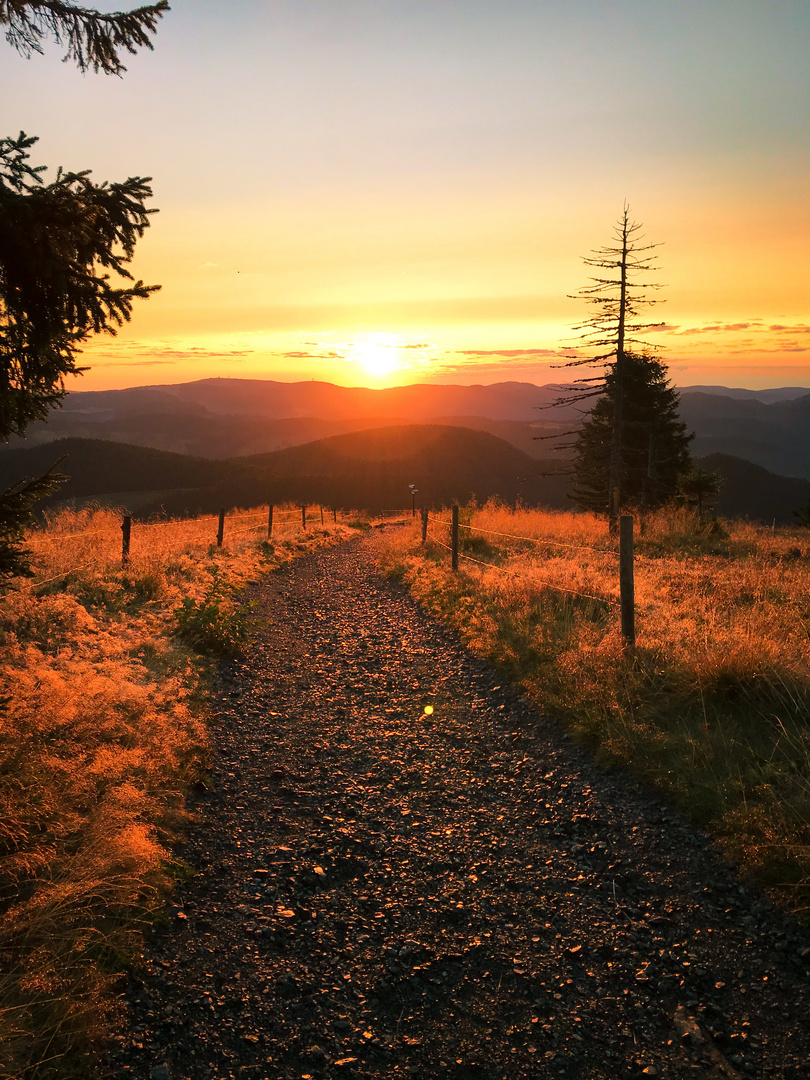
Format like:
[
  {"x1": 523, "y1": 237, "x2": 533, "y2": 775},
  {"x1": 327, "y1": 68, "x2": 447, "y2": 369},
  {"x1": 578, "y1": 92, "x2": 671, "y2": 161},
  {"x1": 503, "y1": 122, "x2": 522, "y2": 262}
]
[{"x1": 3, "y1": 0, "x2": 809, "y2": 391}]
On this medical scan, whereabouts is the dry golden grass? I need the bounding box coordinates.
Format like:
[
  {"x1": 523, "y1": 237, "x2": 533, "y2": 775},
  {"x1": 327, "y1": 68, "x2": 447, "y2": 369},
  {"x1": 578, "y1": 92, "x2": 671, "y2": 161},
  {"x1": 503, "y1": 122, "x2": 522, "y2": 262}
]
[
  {"x1": 378, "y1": 501, "x2": 810, "y2": 920},
  {"x1": 0, "y1": 504, "x2": 356, "y2": 1079}
]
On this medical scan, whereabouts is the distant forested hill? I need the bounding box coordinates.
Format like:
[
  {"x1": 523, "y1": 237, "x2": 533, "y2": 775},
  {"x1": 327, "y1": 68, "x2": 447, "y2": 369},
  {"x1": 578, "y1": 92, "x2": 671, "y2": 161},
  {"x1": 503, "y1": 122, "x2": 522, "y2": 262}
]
[
  {"x1": 702, "y1": 454, "x2": 810, "y2": 524},
  {"x1": 0, "y1": 428, "x2": 572, "y2": 518},
  {"x1": 3, "y1": 378, "x2": 808, "y2": 481},
  {"x1": 2, "y1": 425, "x2": 808, "y2": 525}
]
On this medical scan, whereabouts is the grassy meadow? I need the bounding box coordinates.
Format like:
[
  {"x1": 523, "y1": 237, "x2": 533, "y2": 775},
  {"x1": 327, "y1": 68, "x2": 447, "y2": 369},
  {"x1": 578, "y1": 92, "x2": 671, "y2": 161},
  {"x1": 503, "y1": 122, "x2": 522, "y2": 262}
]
[
  {"x1": 377, "y1": 503, "x2": 810, "y2": 920},
  {"x1": 0, "y1": 504, "x2": 358, "y2": 1079}
]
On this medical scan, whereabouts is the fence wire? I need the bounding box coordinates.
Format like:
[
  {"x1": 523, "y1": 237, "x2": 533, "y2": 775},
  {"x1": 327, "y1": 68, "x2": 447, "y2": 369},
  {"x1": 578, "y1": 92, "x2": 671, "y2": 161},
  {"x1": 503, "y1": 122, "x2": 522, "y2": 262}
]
[
  {"x1": 430, "y1": 516, "x2": 616, "y2": 556},
  {"x1": 424, "y1": 531, "x2": 618, "y2": 606}
]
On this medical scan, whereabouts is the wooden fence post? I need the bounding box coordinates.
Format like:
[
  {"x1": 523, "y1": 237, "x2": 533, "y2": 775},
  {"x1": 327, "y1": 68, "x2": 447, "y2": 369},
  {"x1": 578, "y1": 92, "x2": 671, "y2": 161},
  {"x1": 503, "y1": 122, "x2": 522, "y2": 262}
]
[
  {"x1": 451, "y1": 505, "x2": 459, "y2": 571},
  {"x1": 121, "y1": 515, "x2": 131, "y2": 566},
  {"x1": 421, "y1": 507, "x2": 428, "y2": 543},
  {"x1": 301, "y1": 505, "x2": 307, "y2": 529},
  {"x1": 320, "y1": 505, "x2": 324, "y2": 526},
  {"x1": 217, "y1": 507, "x2": 225, "y2": 548},
  {"x1": 619, "y1": 514, "x2": 635, "y2": 648},
  {"x1": 333, "y1": 507, "x2": 337, "y2": 524},
  {"x1": 267, "y1": 504, "x2": 273, "y2": 539}
]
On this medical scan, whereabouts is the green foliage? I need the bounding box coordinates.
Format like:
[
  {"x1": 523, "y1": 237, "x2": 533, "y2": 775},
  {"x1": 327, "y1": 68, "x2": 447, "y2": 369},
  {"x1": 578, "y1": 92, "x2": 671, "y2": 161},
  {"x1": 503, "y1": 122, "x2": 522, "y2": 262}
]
[
  {"x1": 0, "y1": 467, "x2": 66, "y2": 582},
  {"x1": 173, "y1": 571, "x2": 255, "y2": 656},
  {"x1": 0, "y1": 133, "x2": 159, "y2": 441},
  {"x1": 678, "y1": 463, "x2": 724, "y2": 520},
  {"x1": 794, "y1": 497, "x2": 810, "y2": 529},
  {"x1": 571, "y1": 353, "x2": 693, "y2": 514},
  {"x1": 1, "y1": 0, "x2": 169, "y2": 75}
]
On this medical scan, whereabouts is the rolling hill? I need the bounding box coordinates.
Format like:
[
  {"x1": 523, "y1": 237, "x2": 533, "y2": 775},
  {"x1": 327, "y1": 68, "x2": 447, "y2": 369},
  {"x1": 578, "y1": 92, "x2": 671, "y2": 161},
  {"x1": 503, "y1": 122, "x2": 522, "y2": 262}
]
[
  {"x1": 2, "y1": 425, "x2": 807, "y2": 524},
  {"x1": 701, "y1": 454, "x2": 810, "y2": 524},
  {"x1": 236, "y1": 425, "x2": 572, "y2": 513},
  {"x1": 3, "y1": 377, "x2": 809, "y2": 482},
  {"x1": 0, "y1": 428, "x2": 572, "y2": 518},
  {"x1": 679, "y1": 391, "x2": 810, "y2": 479}
]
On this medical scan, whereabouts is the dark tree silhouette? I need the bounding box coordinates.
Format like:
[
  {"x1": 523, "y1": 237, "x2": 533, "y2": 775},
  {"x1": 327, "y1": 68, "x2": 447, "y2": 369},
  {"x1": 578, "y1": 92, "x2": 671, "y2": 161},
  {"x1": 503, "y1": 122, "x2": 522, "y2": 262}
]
[
  {"x1": 555, "y1": 205, "x2": 671, "y2": 530},
  {"x1": 677, "y1": 463, "x2": 723, "y2": 521},
  {"x1": 1, "y1": 1, "x2": 165, "y2": 580},
  {"x1": 571, "y1": 352, "x2": 693, "y2": 515},
  {"x1": 0, "y1": 132, "x2": 159, "y2": 439},
  {"x1": 1, "y1": 0, "x2": 168, "y2": 74},
  {"x1": 792, "y1": 497, "x2": 810, "y2": 528}
]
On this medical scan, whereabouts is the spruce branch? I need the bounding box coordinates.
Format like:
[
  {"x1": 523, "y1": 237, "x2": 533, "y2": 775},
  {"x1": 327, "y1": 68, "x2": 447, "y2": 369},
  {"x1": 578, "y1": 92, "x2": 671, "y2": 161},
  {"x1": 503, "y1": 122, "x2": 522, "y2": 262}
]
[{"x1": 1, "y1": 0, "x2": 169, "y2": 74}]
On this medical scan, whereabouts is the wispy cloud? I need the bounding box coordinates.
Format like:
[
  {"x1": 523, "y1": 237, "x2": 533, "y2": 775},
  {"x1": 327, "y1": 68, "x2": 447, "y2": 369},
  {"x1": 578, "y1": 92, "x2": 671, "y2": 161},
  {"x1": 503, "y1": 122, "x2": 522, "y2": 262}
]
[
  {"x1": 668, "y1": 320, "x2": 764, "y2": 336},
  {"x1": 437, "y1": 358, "x2": 567, "y2": 375},
  {"x1": 97, "y1": 359, "x2": 182, "y2": 367},
  {"x1": 282, "y1": 350, "x2": 344, "y2": 360},
  {"x1": 81, "y1": 341, "x2": 254, "y2": 363},
  {"x1": 454, "y1": 347, "x2": 562, "y2": 359}
]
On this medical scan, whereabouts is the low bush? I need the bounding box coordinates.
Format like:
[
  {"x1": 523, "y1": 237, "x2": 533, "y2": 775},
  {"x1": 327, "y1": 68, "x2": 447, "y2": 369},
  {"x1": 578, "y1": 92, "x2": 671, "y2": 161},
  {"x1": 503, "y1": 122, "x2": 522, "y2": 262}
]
[{"x1": 174, "y1": 570, "x2": 255, "y2": 656}]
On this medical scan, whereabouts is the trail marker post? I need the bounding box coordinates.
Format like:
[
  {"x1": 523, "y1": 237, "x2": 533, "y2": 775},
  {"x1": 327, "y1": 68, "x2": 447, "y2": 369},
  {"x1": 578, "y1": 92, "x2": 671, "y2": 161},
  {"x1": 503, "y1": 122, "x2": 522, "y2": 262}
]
[
  {"x1": 217, "y1": 508, "x2": 225, "y2": 548},
  {"x1": 267, "y1": 505, "x2": 273, "y2": 539},
  {"x1": 619, "y1": 514, "x2": 635, "y2": 648},
  {"x1": 451, "y1": 505, "x2": 459, "y2": 571},
  {"x1": 121, "y1": 515, "x2": 131, "y2": 566}
]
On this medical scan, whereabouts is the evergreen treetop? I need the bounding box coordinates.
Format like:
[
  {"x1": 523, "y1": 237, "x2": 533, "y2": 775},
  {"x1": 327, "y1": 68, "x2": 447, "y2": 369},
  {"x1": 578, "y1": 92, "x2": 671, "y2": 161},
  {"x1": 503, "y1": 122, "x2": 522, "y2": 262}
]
[
  {"x1": 1, "y1": 0, "x2": 168, "y2": 74},
  {"x1": 570, "y1": 352, "x2": 693, "y2": 515},
  {"x1": 0, "y1": 131, "x2": 159, "y2": 441}
]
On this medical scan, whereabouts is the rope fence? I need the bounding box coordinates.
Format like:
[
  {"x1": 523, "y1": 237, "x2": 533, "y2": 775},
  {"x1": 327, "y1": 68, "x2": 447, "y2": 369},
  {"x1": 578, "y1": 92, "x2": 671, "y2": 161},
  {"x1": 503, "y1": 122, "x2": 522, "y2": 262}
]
[
  {"x1": 426, "y1": 528, "x2": 614, "y2": 605},
  {"x1": 422, "y1": 506, "x2": 635, "y2": 645},
  {"x1": 21, "y1": 503, "x2": 354, "y2": 586}
]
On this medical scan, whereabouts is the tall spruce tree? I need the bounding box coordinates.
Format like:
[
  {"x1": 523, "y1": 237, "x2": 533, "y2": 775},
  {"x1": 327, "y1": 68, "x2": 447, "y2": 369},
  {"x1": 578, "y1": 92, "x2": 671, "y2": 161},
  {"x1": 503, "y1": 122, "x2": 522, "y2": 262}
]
[
  {"x1": 1, "y1": 1, "x2": 165, "y2": 579},
  {"x1": 558, "y1": 206, "x2": 693, "y2": 525},
  {"x1": 571, "y1": 352, "x2": 692, "y2": 514}
]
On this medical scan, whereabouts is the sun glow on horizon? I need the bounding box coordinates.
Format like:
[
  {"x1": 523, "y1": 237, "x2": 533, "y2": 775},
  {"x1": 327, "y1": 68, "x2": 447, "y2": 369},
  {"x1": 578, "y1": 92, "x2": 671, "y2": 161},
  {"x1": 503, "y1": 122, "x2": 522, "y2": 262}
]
[{"x1": 348, "y1": 339, "x2": 402, "y2": 380}]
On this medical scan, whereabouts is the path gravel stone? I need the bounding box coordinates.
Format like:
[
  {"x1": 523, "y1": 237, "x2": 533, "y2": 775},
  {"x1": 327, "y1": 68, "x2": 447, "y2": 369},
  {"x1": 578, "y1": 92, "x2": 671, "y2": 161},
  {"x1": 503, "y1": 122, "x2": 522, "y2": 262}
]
[{"x1": 104, "y1": 536, "x2": 810, "y2": 1080}]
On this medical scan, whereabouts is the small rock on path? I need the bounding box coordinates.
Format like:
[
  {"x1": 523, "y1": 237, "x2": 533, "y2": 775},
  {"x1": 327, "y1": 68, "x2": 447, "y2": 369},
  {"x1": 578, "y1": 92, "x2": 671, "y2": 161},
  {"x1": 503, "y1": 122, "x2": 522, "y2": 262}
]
[{"x1": 105, "y1": 537, "x2": 810, "y2": 1080}]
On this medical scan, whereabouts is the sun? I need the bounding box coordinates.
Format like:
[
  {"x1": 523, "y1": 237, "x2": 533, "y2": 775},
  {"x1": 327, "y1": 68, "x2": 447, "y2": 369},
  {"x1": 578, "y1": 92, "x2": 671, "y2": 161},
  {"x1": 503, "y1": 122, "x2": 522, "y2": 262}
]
[{"x1": 350, "y1": 340, "x2": 401, "y2": 379}]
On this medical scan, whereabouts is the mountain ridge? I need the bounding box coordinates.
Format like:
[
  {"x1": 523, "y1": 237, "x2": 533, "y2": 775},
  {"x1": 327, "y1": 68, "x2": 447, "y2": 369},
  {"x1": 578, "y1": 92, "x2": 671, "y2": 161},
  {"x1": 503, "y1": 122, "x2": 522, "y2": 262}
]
[{"x1": 2, "y1": 378, "x2": 808, "y2": 481}]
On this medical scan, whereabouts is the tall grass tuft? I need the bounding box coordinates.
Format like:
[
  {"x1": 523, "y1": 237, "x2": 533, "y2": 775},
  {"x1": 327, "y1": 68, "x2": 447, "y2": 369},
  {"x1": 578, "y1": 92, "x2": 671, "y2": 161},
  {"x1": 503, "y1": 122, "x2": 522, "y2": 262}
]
[
  {"x1": 1, "y1": 503, "x2": 353, "y2": 1077},
  {"x1": 377, "y1": 501, "x2": 810, "y2": 920}
]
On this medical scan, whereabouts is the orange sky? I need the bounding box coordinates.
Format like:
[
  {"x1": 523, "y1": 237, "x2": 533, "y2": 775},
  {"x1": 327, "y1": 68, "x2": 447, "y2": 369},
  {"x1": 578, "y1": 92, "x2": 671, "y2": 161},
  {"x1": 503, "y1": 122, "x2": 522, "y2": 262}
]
[{"x1": 3, "y1": 1, "x2": 809, "y2": 391}]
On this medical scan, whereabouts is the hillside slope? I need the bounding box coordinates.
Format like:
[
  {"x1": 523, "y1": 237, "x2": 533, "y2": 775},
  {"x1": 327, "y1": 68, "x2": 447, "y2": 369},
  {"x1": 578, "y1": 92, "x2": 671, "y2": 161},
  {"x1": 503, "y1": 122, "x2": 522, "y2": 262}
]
[
  {"x1": 4, "y1": 379, "x2": 809, "y2": 480},
  {"x1": 0, "y1": 439, "x2": 263, "y2": 514},
  {"x1": 680, "y1": 391, "x2": 810, "y2": 478},
  {"x1": 701, "y1": 454, "x2": 810, "y2": 524},
  {"x1": 0, "y1": 428, "x2": 573, "y2": 517},
  {"x1": 240, "y1": 425, "x2": 572, "y2": 512}
]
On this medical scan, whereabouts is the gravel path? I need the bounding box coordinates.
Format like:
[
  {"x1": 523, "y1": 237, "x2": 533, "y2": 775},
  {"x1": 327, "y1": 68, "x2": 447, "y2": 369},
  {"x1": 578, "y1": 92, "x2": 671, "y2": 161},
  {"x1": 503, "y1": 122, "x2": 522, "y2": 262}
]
[{"x1": 105, "y1": 536, "x2": 810, "y2": 1080}]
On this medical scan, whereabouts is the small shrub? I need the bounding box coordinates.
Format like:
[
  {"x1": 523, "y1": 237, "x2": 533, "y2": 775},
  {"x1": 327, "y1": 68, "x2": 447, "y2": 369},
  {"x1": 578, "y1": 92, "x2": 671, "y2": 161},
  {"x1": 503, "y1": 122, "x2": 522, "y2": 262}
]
[{"x1": 173, "y1": 571, "x2": 255, "y2": 656}]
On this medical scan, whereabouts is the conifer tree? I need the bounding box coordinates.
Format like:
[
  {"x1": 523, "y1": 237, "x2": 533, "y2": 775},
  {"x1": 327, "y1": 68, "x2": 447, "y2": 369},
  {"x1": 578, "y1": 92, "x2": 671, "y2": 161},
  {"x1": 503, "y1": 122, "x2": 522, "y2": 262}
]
[
  {"x1": 0, "y1": 132, "x2": 159, "y2": 439},
  {"x1": 1, "y1": 1, "x2": 165, "y2": 579},
  {"x1": 571, "y1": 352, "x2": 693, "y2": 514},
  {"x1": 677, "y1": 463, "x2": 723, "y2": 521},
  {"x1": 557, "y1": 206, "x2": 693, "y2": 526}
]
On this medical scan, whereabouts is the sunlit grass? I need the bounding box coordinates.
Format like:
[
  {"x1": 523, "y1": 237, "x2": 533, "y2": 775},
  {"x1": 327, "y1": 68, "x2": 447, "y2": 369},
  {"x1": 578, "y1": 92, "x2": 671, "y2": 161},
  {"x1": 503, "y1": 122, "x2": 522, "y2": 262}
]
[
  {"x1": 378, "y1": 501, "x2": 810, "y2": 920},
  {"x1": 0, "y1": 503, "x2": 355, "y2": 1078}
]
